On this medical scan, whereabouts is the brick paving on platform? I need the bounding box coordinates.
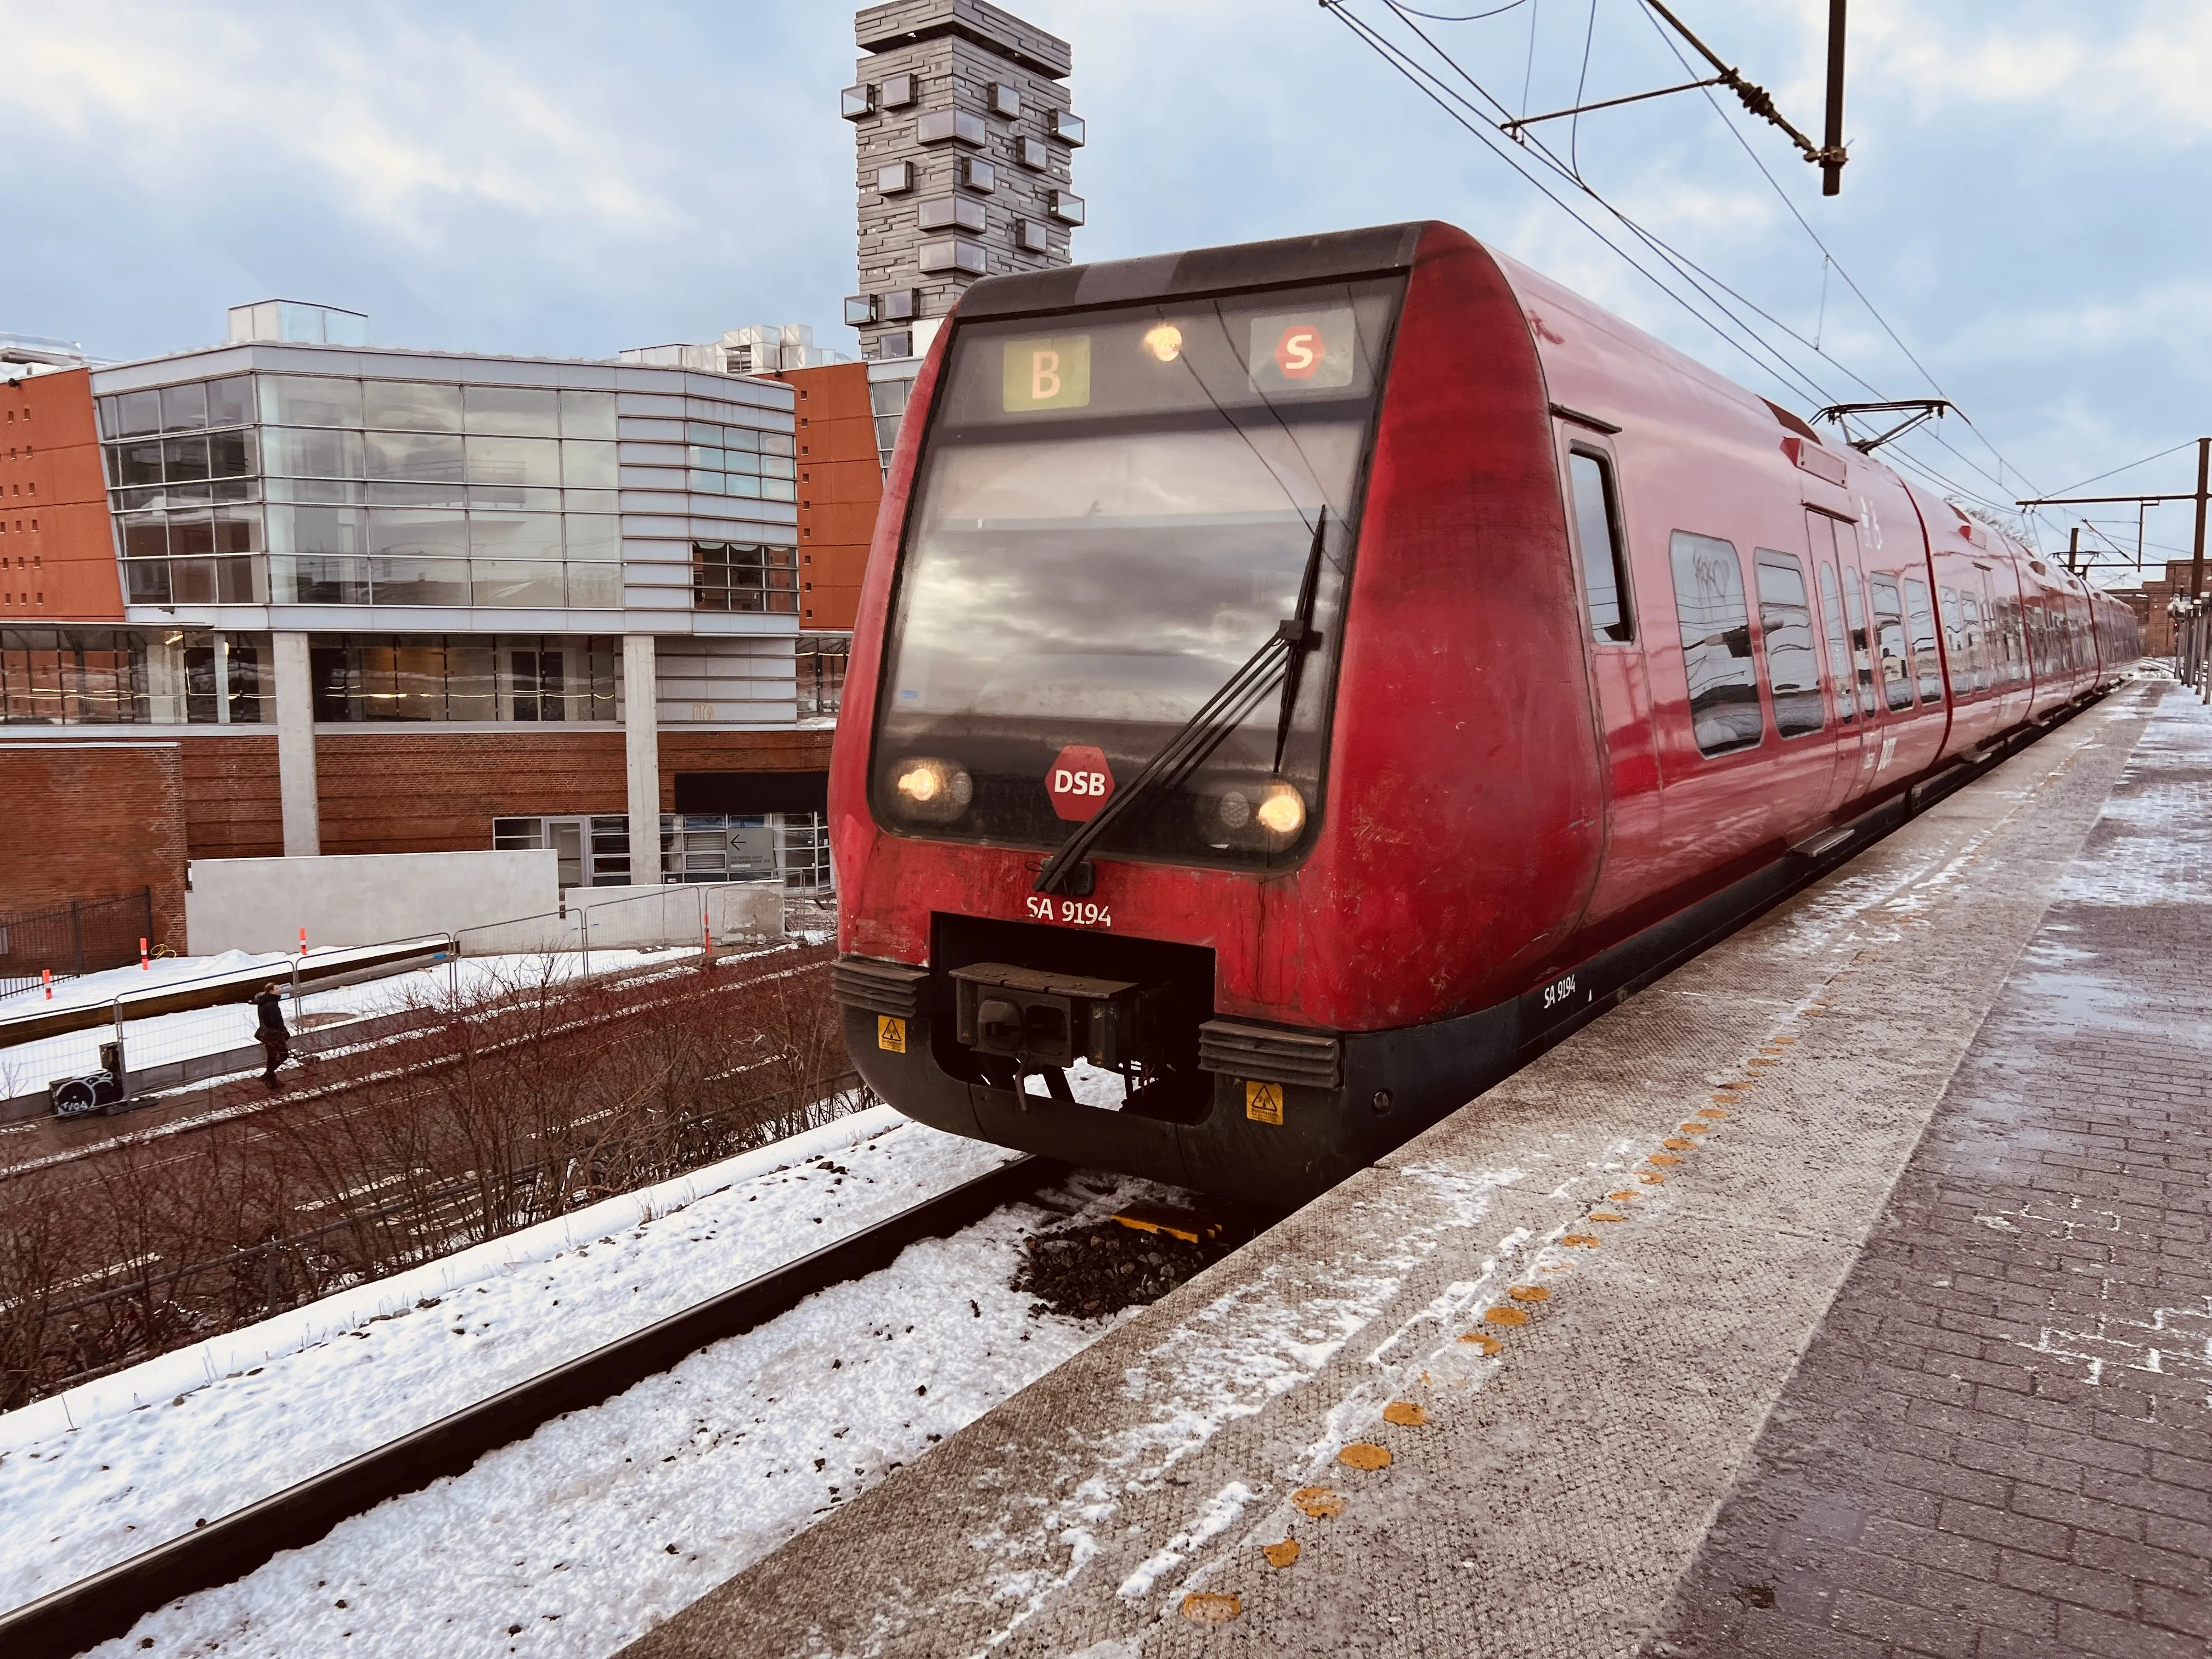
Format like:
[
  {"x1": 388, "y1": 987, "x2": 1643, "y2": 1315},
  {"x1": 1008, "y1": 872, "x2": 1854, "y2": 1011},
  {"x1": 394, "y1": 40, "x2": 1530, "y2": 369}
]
[{"x1": 1649, "y1": 684, "x2": 2212, "y2": 1659}]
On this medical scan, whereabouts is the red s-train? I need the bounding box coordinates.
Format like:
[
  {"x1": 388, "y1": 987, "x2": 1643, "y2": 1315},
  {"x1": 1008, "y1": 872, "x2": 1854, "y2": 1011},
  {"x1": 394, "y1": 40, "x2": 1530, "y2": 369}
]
[{"x1": 828, "y1": 222, "x2": 2140, "y2": 1206}]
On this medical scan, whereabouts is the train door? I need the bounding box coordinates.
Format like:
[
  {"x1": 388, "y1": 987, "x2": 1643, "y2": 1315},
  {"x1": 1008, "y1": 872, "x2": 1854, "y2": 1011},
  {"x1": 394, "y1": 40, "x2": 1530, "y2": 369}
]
[
  {"x1": 1561, "y1": 435, "x2": 1661, "y2": 925},
  {"x1": 1805, "y1": 510, "x2": 1867, "y2": 816},
  {"x1": 1831, "y1": 519, "x2": 1892, "y2": 803},
  {"x1": 1752, "y1": 544, "x2": 1843, "y2": 820}
]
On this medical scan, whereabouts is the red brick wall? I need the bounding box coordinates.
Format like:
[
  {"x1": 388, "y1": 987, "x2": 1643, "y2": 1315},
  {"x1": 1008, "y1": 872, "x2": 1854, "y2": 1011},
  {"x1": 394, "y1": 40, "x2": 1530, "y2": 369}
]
[
  {"x1": 314, "y1": 731, "x2": 629, "y2": 854},
  {"x1": 0, "y1": 369, "x2": 123, "y2": 624},
  {"x1": 182, "y1": 734, "x2": 283, "y2": 859},
  {"x1": 777, "y1": 362, "x2": 881, "y2": 630},
  {"x1": 0, "y1": 741, "x2": 186, "y2": 949}
]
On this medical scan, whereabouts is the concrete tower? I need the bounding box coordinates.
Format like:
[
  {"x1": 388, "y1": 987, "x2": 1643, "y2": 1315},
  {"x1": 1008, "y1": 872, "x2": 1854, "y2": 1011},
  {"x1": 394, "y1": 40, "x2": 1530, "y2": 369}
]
[{"x1": 843, "y1": 0, "x2": 1081, "y2": 362}]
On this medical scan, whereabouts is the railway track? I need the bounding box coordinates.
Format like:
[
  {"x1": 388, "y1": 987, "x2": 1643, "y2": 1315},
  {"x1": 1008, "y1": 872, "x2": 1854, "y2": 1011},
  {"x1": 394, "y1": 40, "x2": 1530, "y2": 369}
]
[{"x1": 0, "y1": 1150, "x2": 1061, "y2": 1658}]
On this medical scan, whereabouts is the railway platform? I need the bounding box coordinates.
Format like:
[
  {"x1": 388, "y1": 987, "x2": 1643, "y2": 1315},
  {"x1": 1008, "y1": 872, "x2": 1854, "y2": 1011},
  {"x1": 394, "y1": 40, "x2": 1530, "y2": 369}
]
[{"x1": 628, "y1": 677, "x2": 2209, "y2": 1659}]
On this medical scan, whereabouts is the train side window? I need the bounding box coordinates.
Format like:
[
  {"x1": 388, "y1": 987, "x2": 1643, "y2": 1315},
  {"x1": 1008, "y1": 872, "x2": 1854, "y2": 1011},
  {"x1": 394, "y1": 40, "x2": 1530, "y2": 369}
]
[
  {"x1": 1669, "y1": 530, "x2": 1762, "y2": 757},
  {"x1": 1568, "y1": 449, "x2": 1634, "y2": 642},
  {"x1": 1960, "y1": 590, "x2": 1988, "y2": 693},
  {"x1": 1754, "y1": 550, "x2": 1824, "y2": 737},
  {"x1": 1869, "y1": 574, "x2": 1915, "y2": 710},
  {"x1": 1938, "y1": 585, "x2": 1969, "y2": 699},
  {"x1": 1842, "y1": 568, "x2": 1878, "y2": 716},
  {"x1": 1904, "y1": 577, "x2": 1943, "y2": 703},
  {"x1": 1815, "y1": 561, "x2": 1854, "y2": 725}
]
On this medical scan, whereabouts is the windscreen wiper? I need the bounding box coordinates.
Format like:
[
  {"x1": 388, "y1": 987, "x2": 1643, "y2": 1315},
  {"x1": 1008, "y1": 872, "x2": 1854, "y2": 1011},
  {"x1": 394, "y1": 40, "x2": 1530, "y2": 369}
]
[{"x1": 1035, "y1": 510, "x2": 1327, "y2": 896}]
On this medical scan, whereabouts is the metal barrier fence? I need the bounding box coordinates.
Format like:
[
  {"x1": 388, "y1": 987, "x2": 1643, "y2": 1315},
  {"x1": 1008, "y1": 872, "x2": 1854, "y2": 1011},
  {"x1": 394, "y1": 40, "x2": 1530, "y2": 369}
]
[{"x1": 0, "y1": 889, "x2": 154, "y2": 998}]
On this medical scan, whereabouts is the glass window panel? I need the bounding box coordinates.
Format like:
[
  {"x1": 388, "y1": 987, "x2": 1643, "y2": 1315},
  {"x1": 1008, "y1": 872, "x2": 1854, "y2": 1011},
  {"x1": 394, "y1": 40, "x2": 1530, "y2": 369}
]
[
  {"x1": 163, "y1": 434, "x2": 211, "y2": 482},
  {"x1": 689, "y1": 470, "x2": 729, "y2": 494},
  {"x1": 115, "y1": 440, "x2": 164, "y2": 487},
  {"x1": 562, "y1": 440, "x2": 617, "y2": 489},
  {"x1": 761, "y1": 432, "x2": 795, "y2": 457},
  {"x1": 170, "y1": 557, "x2": 219, "y2": 603},
  {"x1": 121, "y1": 518, "x2": 168, "y2": 559},
  {"x1": 264, "y1": 426, "x2": 365, "y2": 479},
  {"x1": 211, "y1": 477, "x2": 258, "y2": 504},
  {"x1": 369, "y1": 481, "x2": 469, "y2": 507},
  {"x1": 1669, "y1": 531, "x2": 1761, "y2": 757},
  {"x1": 563, "y1": 515, "x2": 620, "y2": 561},
  {"x1": 115, "y1": 391, "x2": 162, "y2": 437},
  {"x1": 465, "y1": 435, "x2": 562, "y2": 488},
  {"x1": 1568, "y1": 452, "x2": 1633, "y2": 641},
  {"x1": 565, "y1": 563, "x2": 620, "y2": 607},
  {"x1": 125, "y1": 559, "x2": 172, "y2": 603},
  {"x1": 724, "y1": 427, "x2": 761, "y2": 453},
  {"x1": 96, "y1": 396, "x2": 122, "y2": 441},
  {"x1": 160, "y1": 382, "x2": 208, "y2": 431},
  {"x1": 165, "y1": 479, "x2": 213, "y2": 506},
  {"x1": 212, "y1": 506, "x2": 263, "y2": 555},
  {"x1": 206, "y1": 376, "x2": 253, "y2": 428},
  {"x1": 206, "y1": 427, "x2": 258, "y2": 479},
  {"x1": 761, "y1": 478, "x2": 795, "y2": 503},
  {"x1": 467, "y1": 483, "x2": 562, "y2": 511},
  {"x1": 472, "y1": 561, "x2": 567, "y2": 607},
  {"x1": 169, "y1": 513, "x2": 216, "y2": 557},
  {"x1": 369, "y1": 557, "x2": 471, "y2": 606},
  {"x1": 464, "y1": 385, "x2": 559, "y2": 437},
  {"x1": 560, "y1": 390, "x2": 616, "y2": 440},
  {"x1": 686, "y1": 445, "x2": 724, "y2": 467},
  {"x1": 366, "y1": 508, "x2": 468, "y2": 559},
  {"x1": 365, "y1": 428, "x2": 467, "y2": 482},
  {"x1": 1904, "y1": 577, "x2": 1944, "y2": 703},
  {"x1": 762, "y1": 454, "x2": 795, "y2": 480},
  {"x1": 1754, "y1": 550, "x2": 1822, "y2": 738},
  {"x1": 1869, "y1": 574, "x2": 1914, "y2": 710},
  {"x1": 265, "y1": 476, "x2": 364, "y2": 505},
  {"x1": 726, "y1": 449, "x2": 761, "y2": 476},
  {"x1": 362, "y1": 380, "x2": 463, "y2": 432},
  {"x1": 563, "y1": 488, "x2": 618, "y2": 515},
  {"x1": 217, "y1": 558, "x2": 262, "y2": 603},
  {"x1": 726, "y1": 474, "x2": 760, "y2": 499},
  {"x1": 685, "y1": 421, "x2": 723, "y2": 445},
  {"x1": 1814, "y1": 558, "x2": 1854, "y2": 725},
  {"x1": 267, "y1": 504, "x2": 367, "y2": 558},
  {"x1": 260, "y1": 376, "x2": 363, "y2": 428},
  {"x1": 115, "y1": 487, "x2": 166, "y2": 512},
  {"x1": 468, "y1": 511, "x2": 563, "y2": 560},
  {"x1": 273, "y1": 555, "x2": 371, "y2": 604},
  {"x1": 447, "y1": 643, "x2": 496, "y2": 719}
]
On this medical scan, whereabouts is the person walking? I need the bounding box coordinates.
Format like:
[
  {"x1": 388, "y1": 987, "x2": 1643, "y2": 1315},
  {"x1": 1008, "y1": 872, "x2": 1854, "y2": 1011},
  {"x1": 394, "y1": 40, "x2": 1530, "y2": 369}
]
[{"x1": 254, "y1": 983, "x2": 290, "y2": 1090}]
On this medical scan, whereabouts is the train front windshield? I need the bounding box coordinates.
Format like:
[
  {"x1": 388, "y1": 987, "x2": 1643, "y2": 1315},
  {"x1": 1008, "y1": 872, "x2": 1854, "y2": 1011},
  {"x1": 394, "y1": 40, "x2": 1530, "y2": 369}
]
[{"x1": 872, "y1": 278, "x2": 1403, "y2": 872}]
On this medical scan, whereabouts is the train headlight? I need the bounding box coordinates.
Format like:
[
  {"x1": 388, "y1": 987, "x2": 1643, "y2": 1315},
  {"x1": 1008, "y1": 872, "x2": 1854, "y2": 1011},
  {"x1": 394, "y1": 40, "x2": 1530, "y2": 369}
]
[
  {"x1": 891, "y1": 756, "x2": 973, "y2": 822},
  {"x1": 1254, "y1": 780, "x2": 1306, "y2": 840}
]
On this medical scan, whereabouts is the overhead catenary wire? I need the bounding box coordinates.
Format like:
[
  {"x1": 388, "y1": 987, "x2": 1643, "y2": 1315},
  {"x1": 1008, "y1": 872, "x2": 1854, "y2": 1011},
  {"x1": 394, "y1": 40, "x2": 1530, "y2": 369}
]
[{"x1": 1335, "y1": 1, "x2": 2133, "y2": 577}]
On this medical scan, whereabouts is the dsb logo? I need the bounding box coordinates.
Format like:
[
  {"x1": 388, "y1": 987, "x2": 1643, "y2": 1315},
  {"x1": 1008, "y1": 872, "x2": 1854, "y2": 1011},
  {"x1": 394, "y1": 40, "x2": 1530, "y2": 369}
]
[{"x1": 1046, "y1": 744, "x2": 1114, "y2": 822}]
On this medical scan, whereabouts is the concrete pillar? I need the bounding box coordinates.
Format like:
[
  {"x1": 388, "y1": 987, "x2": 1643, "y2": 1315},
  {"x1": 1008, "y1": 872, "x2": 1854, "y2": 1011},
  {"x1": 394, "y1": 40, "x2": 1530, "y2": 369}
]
[
  {"x1": 623, "y1": 634, "x2": 662, "y2": 884},
  {"x1": 272, "y1": 631, "x2": 320, "y2": 856}
]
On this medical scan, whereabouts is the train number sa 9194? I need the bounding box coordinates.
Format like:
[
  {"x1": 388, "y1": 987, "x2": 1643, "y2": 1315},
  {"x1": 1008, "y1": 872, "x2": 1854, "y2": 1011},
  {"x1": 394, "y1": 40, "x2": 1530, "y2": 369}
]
[{"x1": 1026, "y1": 895, "x2": 1113, "y2": 928}]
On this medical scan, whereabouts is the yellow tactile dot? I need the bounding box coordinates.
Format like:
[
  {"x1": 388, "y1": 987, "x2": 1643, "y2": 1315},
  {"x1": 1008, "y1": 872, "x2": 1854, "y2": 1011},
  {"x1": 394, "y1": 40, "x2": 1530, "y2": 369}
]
[
  {"x1": 1639, "y1": 1172, "x2": 1666, "y2": 1184},
  {"x1": 1182, "y1": 1592, "x2": 1242, "y2": 1624},
  {"x1": 1338, "y1": 1443, "x2": 1392, "y2": 1471},
  {"x1": 1678, "y1": 1123, "x2": 1710, "y2": 1134},
  {"x1": 1483, "y1": 1305, "x2": 1530, "y2": 1325},
  {"x1": 1589, "y1": 1212, "x2": 1627, "y2": 1222},
  {"x1": 1607, "y1": 1189, "x2": 1641, "y2": 1201},
  {"x1": 1769, "y1": 1036, "x2": 1797, "y2": 1045},
  {"x1": 1292, "y1": 1486, "x2": 1346, "y2": 1517},
  {"x1": 1383, "y1": 1401, "x2": 1428, "y2": 1426},
  {"x1": 1561, "y1": 1233, "x2": 1601, "y2": 1247},
  {"x1": 1508, "y1": 1284, "x2": 1550, "y2": 1302},
  {"x1": 1263, "y1": 1539, "x2": 1301, "y2": 1568},
  {"x1": 1662, "y1": 1137, "x2": 1695, "y2": 1150},
  {"x1": 1455, "y1": 1333, "x2": 1502, "y2": 1355},
  {"x1": 1698, "y1": 1108, "x2": 1730, "y2": 1119},
  {"x1": 1648, "y1": 1153, "x2": 1680, "y2": 1166}
]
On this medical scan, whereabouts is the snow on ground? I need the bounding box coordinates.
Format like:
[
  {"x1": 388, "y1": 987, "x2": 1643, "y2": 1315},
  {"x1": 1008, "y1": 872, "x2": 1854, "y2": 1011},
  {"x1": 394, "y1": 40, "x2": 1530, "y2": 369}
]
[
  {"x1": 0, "y1": 945, "x2": 718, "y2": 1100},
  {"x1": 0, "y1": 1104, "x2": 1030, "y2": 1614}
]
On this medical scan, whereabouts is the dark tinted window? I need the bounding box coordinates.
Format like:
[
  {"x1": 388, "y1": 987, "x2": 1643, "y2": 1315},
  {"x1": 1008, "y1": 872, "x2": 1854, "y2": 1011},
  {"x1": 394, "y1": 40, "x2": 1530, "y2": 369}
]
[
  {"x1": 1569, "y1": 450, "x2": 1633, "y2": 642},
  {"x1": 1842, "y1": 568, "x2": 1877, "y2": 716},
  {"x1": 1815, "y1": 560, "x2": 1854, "y2": 725},
  {"x1": 1670, "y1": 531, "x2": 1761, "y2": 756},
  {"x1": 1870, "y1": 575, "x2": 1914, "y2": 710},
  {"x1": 1756, "y1": 550, "x2": 1823, "y2": 737},
  {"x1": 1904, "y1": 577, "x2": 1943, "y2": 702}
]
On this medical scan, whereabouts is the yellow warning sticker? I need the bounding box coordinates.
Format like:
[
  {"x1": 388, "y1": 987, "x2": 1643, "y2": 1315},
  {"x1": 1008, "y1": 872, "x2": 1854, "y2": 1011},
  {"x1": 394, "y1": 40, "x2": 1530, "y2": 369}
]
[
  {"x1": 877, "y1": 1014, "x2": 906, "y2": 1053},
  {"x1": 1245, "y1": 1080, "x2": 1284, "y2": 1125}
]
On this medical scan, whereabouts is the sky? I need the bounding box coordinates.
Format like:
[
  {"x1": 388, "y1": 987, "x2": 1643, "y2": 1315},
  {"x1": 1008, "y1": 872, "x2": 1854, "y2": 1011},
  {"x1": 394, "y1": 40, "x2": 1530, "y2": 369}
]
[{"x1": 6, "y1": 0, "x2": 2208, "y2": 583}]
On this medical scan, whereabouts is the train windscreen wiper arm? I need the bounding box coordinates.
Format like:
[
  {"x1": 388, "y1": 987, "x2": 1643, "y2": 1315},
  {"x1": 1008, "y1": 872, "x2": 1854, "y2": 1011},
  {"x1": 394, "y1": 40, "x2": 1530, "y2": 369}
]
[{"x1": 1035, "y1": 510, "x2": 1327, "y2": 897}]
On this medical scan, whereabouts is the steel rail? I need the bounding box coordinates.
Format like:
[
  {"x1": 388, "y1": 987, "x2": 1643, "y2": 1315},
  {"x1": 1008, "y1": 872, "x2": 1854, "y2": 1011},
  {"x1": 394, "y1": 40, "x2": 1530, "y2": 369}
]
[{"x1": 0, "y1": 1152, "x2": 1062, "y2": 1658}]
